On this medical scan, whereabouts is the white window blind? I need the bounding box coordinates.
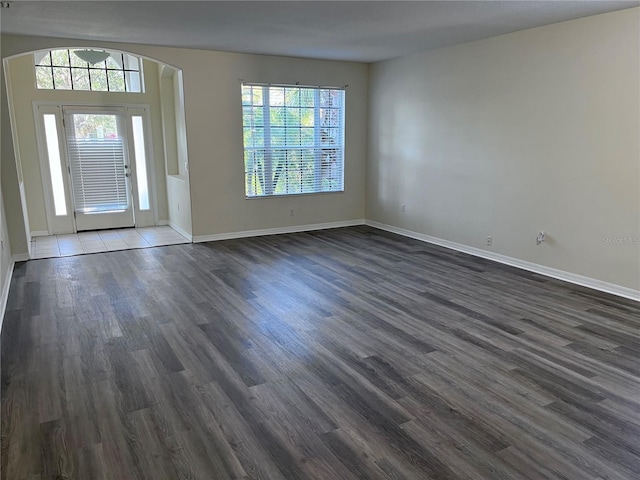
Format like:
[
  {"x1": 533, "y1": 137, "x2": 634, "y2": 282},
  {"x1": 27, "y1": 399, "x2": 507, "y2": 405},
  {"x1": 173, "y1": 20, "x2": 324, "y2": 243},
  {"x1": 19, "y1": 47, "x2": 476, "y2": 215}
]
[
  {"x1": 65, "y1": 126, "x2": 129, "y2": 214},
  {"x1": 241, "y1": 83, "x2": 345, "y2": 197}
]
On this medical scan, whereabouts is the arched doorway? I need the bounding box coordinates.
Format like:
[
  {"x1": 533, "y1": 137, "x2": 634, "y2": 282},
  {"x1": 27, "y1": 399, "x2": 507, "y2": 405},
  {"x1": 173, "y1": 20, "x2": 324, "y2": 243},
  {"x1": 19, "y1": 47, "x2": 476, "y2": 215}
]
[{"x1": 3, "y1": 46, "x2": 192, "y2": 254}]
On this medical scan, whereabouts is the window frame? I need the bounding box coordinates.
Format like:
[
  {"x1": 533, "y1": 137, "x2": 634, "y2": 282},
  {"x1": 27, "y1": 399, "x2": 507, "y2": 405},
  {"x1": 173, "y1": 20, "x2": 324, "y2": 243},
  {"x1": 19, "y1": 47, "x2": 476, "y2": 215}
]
[
  {"x1": 34, "y1": 48, "x2": 144, "y2": 93},
  {"x1": 32, "y1": 101, "x2": 158, "y2": 234},
  {"x1": 241, "y1": 82, "x2": 346, "y2": 199}
]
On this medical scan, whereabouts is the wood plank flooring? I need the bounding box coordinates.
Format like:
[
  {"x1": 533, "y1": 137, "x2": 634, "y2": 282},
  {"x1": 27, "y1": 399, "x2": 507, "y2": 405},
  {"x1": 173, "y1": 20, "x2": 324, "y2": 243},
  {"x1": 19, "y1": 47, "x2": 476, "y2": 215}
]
[{"x1": 2, "y1": 225, "x2": 639, "y2": 479}]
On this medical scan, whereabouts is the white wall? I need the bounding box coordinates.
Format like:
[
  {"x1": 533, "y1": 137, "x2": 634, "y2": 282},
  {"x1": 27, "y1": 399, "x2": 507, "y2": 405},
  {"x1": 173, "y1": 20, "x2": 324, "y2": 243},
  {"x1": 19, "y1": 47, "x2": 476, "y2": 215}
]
[
  {"x1": 1, "y1": 53, "x2": 29, "y2": 258},
  {"x1": 169, "y1": 48, "x2": 368, "y2": 238},
  {"x1": 0, "y1": 189, "x2": 14, "y2": 330},
  {"x1": 0, "y1": 193, "x2": 10, "y2": 281},
  {"x1": 4, "y1": 9, "x2": 635, "y2": 296},
  {"x1": 2, "y1": 35, "x2": 368, "y2": 255},
  {"x1": 367, "y1": 8, "x2": 640, "y2": 292},
  {"x1": 159, "y1": 66, "x2": 192, "y2": 236}
]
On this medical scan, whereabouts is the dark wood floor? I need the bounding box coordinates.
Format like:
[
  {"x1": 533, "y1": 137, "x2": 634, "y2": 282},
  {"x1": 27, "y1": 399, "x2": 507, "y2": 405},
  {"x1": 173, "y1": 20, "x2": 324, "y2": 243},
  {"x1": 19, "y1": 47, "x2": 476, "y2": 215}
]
[{"x1": 2, "y1": 226, "x2": 639, "y2": 480}]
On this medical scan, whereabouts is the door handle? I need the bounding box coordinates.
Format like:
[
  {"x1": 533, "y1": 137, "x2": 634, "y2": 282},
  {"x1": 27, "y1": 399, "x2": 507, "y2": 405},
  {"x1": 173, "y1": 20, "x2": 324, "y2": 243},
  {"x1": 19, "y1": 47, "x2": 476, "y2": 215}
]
[{"x1": 125, "y1": 172, "x2": 131, "y2": 177}]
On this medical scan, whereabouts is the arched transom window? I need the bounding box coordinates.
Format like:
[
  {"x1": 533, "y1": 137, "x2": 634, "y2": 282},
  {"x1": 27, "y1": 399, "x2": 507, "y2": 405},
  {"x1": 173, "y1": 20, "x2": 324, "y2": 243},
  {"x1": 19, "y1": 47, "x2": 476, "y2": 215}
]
[{"x1": 34, "y1": 48, "x2": 144, "y2": 93}]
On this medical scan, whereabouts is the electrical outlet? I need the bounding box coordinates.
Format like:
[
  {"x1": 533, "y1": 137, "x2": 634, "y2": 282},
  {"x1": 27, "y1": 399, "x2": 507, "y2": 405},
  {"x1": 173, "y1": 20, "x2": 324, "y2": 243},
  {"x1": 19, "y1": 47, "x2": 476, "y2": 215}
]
[
  {"x1": 486, "y1": 236, "x2": 492, "y2": 247},
  {"x1": 401, "y1": 203, "x2": 406, "y2": 213},
  {"x1": 536, "y1": 231, "x2": 546, "y2": 245}
]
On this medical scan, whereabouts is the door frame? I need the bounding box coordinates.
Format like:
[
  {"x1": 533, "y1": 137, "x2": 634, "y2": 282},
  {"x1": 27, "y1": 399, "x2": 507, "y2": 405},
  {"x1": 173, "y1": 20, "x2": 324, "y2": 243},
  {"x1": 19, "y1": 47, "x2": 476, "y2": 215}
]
[
  {"x1": 63, "y1": 105, "x2": 135, "y2": 232},
  {"x1": 123, "y1": 106, "x2": 159, "y2": 228},
  {"x1": 33, "y1": 101, "x2": 159, "y2": 234},
  {"x1": 33, "y1": 103, "x2": 75, "y2": 234}
]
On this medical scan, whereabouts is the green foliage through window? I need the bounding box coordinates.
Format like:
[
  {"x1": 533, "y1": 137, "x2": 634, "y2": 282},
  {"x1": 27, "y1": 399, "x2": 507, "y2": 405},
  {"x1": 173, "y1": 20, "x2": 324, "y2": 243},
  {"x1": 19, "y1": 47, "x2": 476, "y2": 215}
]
[
  {"x1": 242, "y1": 84, "x2": 345, "y2": 197},
  {"x1": 34, "y1": 49, "x2": 143, "y2": 93}
]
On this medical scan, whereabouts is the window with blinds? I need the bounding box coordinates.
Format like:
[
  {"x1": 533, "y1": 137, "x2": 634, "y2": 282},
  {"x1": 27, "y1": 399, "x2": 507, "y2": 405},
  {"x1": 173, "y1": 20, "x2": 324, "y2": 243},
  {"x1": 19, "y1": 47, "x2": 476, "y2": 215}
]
[{"x1": 241, "y1": 83, "x2": 345, "y2": 197}]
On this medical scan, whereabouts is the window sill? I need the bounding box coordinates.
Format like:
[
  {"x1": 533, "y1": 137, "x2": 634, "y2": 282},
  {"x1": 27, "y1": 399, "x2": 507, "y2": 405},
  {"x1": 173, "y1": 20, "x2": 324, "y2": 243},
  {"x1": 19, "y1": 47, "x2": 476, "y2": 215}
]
[
  {"x1": 167, "y1": 174, "x2": 187, "y2": 182},
  {"x1": 245, "y1": 190, "x2": 344, "y2": 200}
]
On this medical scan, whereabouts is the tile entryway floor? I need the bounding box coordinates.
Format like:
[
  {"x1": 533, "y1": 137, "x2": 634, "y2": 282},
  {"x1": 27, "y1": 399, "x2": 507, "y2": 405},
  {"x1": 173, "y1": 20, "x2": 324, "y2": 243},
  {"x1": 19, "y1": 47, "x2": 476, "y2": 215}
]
[{"x1": 30, "y1": 226, "x2": 189, "y2": 259}]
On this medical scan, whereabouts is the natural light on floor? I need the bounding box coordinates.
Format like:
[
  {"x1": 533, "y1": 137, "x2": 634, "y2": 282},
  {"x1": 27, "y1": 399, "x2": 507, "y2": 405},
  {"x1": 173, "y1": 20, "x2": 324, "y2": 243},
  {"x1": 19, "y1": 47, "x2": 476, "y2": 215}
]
[{"x1": 30, "y1": 226, "x2": 189, "y2": 259}]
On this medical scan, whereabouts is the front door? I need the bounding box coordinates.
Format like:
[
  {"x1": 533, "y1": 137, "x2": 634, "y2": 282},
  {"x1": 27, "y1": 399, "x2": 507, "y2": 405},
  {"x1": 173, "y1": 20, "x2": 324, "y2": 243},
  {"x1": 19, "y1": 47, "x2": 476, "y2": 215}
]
[{"x1": 63, "y1": 107, "x2": 135, "y2": 231}]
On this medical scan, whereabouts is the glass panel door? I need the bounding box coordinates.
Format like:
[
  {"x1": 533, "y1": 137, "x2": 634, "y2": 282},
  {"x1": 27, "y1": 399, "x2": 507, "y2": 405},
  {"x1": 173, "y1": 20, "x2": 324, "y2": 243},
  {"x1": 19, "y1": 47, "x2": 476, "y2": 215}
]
[{"x1": 63, "y1": 107, "x2": 135, "y2": 231}]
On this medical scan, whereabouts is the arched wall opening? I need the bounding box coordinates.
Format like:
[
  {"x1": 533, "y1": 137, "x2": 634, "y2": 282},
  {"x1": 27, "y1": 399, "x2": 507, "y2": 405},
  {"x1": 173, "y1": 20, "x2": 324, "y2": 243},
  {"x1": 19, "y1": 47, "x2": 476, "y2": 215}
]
[{"x1": 2, "y1": 45, "x2": 192, "y2": 257}]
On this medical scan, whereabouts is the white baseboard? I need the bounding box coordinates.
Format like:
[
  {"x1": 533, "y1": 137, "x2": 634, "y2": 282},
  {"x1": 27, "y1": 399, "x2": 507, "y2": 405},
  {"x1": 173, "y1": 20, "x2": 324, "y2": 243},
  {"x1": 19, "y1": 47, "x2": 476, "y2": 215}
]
[
  {"x1": 365, "y1": 220, "x2": 640, "y2": 302},
  {"x1": 193, "y1": 219, "x2": 365, "y2": 243},
  {"x1": 30, "y1": 230, "x2": 50, "y2": 237},
  {"x1": 12, "y1": 253, "x2": 30, "y2": 262},
  {"x1": 157, "y1": 220, "x2": 170, "y2": 226},
  {"x1": 168, "y1": 222, "x2": 193, "y2": 242},
  {"x1": 0, "y1": 260, "x2": 15, "y2": 333}
]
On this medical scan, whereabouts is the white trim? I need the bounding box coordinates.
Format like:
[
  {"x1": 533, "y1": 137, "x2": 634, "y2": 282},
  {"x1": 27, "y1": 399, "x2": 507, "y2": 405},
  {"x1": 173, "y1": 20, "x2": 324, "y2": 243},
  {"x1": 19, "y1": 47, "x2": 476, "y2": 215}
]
[
  {"x1": 5, "y1": 58, "x2": 34, "y2": 250},
  {"x1": 30, "y1": 230, "x2": 50, "y2": 237},
  {"x1": 26, "y1": 227, "x2": 33, "y2": 258},
  {"x1": 0, "y1": 260, "x2": 15, "y2": 333},
  {"x1": 193, "y1": 219, "x2": 365, "y2": 243},
  {"x1": 124, "y1": 106, "x2": 159, "y2": 227},
  {"x1": 12, "y1": 253, "x2": 30, "y2": 262},
  {"x1": 4, "y1": 46, "x2": 182, "y2": 80},
  {"x1": 32, "y1": 102, "x2": 57, "y2": 236},
  {"x1": 33, "y1": 100, "x2": 153, "y2": 109},
  {"x1": 33, "y1": 101, "x2": 160, "y2": 234},
  {"x1": 143, "y1": 107, "x2": 159, "y2": 227},
  {"x1": 167, "y1": 222, "x2": 193, "y2": 242},
  {"x1": 365, "y1": 220, "x2": 640, "y2": 303}
]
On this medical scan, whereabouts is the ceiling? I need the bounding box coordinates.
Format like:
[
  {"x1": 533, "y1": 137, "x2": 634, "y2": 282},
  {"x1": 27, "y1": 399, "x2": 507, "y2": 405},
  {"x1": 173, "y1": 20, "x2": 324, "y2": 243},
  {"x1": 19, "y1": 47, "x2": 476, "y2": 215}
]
[{"x1": 2, "y1": 1, "x2": 638, "y2": 62}]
